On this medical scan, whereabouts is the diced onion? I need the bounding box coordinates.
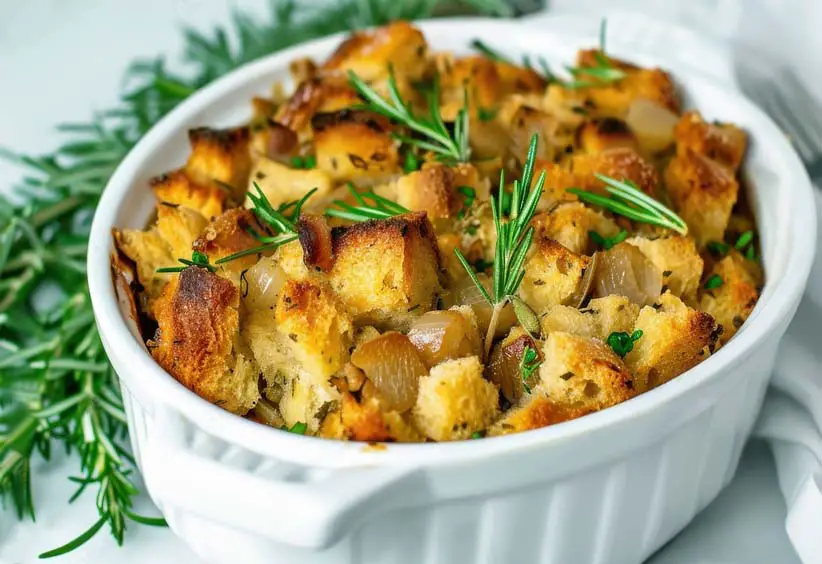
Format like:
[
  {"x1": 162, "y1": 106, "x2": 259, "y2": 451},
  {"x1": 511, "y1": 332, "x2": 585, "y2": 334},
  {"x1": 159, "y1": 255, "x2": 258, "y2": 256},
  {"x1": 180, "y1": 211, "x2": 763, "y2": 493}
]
[
  {"x1": 350, "y1": 332, "x2": 427, "y2": 412},
  {"x1": 626, "y1": 98, "x2": 679, "y2": 154},
  {"x1": 408, "y1": 310, "x2": 481, "y2": 368},
  {"x1": 243, "y1": 257, "x2": 286, "y2": 311},
  {"x1": 592, "y1": 243, "x2": 662, "y2": 306}
]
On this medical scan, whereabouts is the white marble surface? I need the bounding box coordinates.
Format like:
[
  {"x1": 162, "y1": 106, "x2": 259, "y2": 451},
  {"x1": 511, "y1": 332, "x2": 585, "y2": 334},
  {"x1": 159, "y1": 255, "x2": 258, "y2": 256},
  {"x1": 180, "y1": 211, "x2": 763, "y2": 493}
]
[{"x1": 0, "y1": 2, "x2": 804, "y2": 563}]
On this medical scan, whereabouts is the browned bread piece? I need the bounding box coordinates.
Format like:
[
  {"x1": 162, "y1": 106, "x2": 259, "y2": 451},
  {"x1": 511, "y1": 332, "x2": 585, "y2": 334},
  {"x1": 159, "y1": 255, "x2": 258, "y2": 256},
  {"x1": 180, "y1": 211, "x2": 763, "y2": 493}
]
[
  {"x1": 248, "y1": 157, "x2": 334, "y2": 211},
  {"x1": 488, "y1": 395, "x2": 589, "y2": 436},
  {"x1": 532, "y1": 202, "x2": 621, "y2": 255},
  {"x1": 150, "y1": 169, "x2": 226, "y2": 220},
  {"x1": 193, "y1": 208, "x2": 264, "y2": 280},
  {"x1": 698, "y1": 251, "x2": 761, "y2": 345},
  {"x1": 538, "y1": 331, "x2": 637, "y2": 411},
  {"x1": 541, "y1": 295, "x2": 640, "y2": 341},
  {"x1": 570, "y1": 147, "x2": 660, "y2": 197},
  {"x1": 665, "y1": 148, "x2": 739, "y2": 247},
  {"x1": 576, "y1": 117, "x2": 639, "y2": 155},
  {"x1": 628, "y1": 235, "x2": 704, "y2": 302},
  {"x1": 396, "y1": 163, "x2": 489, "y2": 221},
  {"x1": 412, "y1": 356, "x2": 500, "y2": 441},
  {"x1": 150, "y1": 267, "x2": 259, "y2": 414},
  {"x1": 275, "y1": 77, "x2": 360, "y2": 140},
  {"x1": 674, "y1": 111, "x2": 747, "y2": 171},
  {"x1": 520, "y1": 237, "x2": 590, "y2": 313},
  {"x1": 327, "y1": 212, "x2": 443, "y2": 329},
  {"x1": 626, "y1": 292, "x2": 720, "y2": 391},
  {"x1": 184, "y1": 126, "x2": 251, "y2": 199}
]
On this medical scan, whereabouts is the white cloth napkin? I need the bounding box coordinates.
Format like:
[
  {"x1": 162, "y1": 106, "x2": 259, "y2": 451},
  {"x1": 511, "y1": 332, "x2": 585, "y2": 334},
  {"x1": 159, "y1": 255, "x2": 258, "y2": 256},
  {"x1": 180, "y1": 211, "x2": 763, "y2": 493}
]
[{"x1": 521, "y1": 9, "x2": 822, "y2": 563}]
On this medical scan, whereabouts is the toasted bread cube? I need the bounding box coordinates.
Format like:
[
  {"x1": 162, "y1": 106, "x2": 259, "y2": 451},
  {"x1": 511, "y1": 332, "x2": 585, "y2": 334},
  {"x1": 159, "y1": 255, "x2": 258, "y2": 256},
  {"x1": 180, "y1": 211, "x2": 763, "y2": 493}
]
[
  {"x1": 150, "y1": 267, "x2": 259, "y2": 414},
  {"x1": 321, "y1": 21, "x2": 428, "y2": 82},
  {"x1": 532, "y1": 203, "x2": 621, "y2": 255},
  {"x1": 193, "y1": 209, "x2": 263, "y2": 280},
  {"x1": 488, "y1": 395, "x2": 589, "y2": 436},
  {"x1": 249, "y1": 157, "x2": 334, "y2": 210},
  {"x1": 698, "y1": 252, "x2": 760, "y2": 345},
  {"x1": 437, "y1": 55, "x2": 501, "y2": 121},
  {"x1": 626, "y1": 292, "x2": 719, "y2": 391},
  {"x1": 396, "y1": 163, "x2": 489, "y2": 221},
  {"x1": 312, "y1": 110, "x2": 400, "y2": 184},
  {"x1": 155, "y1": 204, "x2": 209, "y2": 258},
  {"x1": 412, "y1": 356, "x2": 499, "y2": 441},
  {"x1": 665, "y1": 149, "x2": 739, "y2": 247},
  {"x1": 150, "y1": 169, "x2": 226, "y2": 219},
  {"x1": 521, "y1": 238, "x2": 590, "y2": 313},
  {"x1": 184, "y1": 126, "x2": 251, "y2": 199},
  {"x1": 538, "y1": 331, "x2": 636, "y2": 411},
  {"x1": 571, "y1": 147, "x2": 660, "y2": 197},
  {"x1": 577, "y1": 117, "x2": 639, "y2": 154},
  {"x1": 628, "y1": 235, "x2": 704, "y2": 302},
  {"x1": 675, "y1": 111, "x2": 747, "y2": 170},
  {"x1": 507, "y1": 105, "x2": 564, "y2": 164},
  {"x1": 275, "y1": 77, "x2": 359, "y2": 139},
  {"x1": 541, "y1": 295, "x2": 640, "y2": 340},
  {"x1": 328, "y1": 212, "x2": 443, "y2": 329}
]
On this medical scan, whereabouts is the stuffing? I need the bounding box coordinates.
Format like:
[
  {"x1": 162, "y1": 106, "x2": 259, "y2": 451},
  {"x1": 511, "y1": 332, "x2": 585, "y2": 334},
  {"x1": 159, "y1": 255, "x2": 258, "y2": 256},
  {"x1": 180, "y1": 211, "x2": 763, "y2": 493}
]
[
  {"x1": 698, "y1": 252, "x2": 761, "y2": 344},
  {"x1": 538, "y1": 331, "x2": 636, "y2": 411},
  {"x1": 275, "y1": 77, "x2": 360, "y2": 139},
  {"x1": 628, "y1": 235, "x2": 704, "y2": 302},
  {"x1": 665, "y1": 148, "x2": 739, "y2": 247},
  {"x1": 520, "y1": 237, "x2": 590, "y2": 313},
  {"x1": 541, "y1": 295, "x2": 640, "y2": 341},
  {"x1": 532, "y1": 203, "x2": 621, "y2": 255},
  {"x1": 488, "y1": 396, "x2": 589, "y2": 436},
  {"x1": 412, "y1": 356, "x2": 500, "y2": 441},
  {"x1": 184, "y1": 126, "x2": 252, "y2": 199},
  {"x1": 150, "y1": 267, "x2": 260, "y2": 414},
  {"x1": 570, "y1": 147, "x2": 660, "y2": 197},
  {"x1": 395, "y1": 163, "x2": 489, "y2": 221},
  {"x1": 150, "y1": 169, "x2": 226, "y2": 220},
  {"x1": 626, "y1": 292, "x2": 720, "y2": 391},
  {"x1": 248, "y1": 157, "x2": 334, "y2": 210},
  {"x1": 193, "y1": 208, "x2": 264, "y2": 280},
  {"x1": 576, "y1": 117, "x2": 639, "y2": 155},
  {"x1": 674, "y1": 111, "x2": 747, "y2": 171}
]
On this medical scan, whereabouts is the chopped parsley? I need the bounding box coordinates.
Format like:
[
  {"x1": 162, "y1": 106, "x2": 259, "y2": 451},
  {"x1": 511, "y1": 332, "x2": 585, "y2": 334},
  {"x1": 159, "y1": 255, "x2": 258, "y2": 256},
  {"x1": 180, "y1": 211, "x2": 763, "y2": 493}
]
[
  {"x1": 290, "y1": 155, "x2": 317, "y2": 169},
  {"x1": 457, "y1": 185, "x2": 476, "y2": 219},
  {"x1": 519, "y1": 346, "x2": 542, "y2": 394},
  {"x1": 589, "y1": 229, "x2": 628, "y2": 250},
  {"x1": 607, "y1": 330, "x2": 643, "y2": 358},
  {"x1": 402, "y1": 150, "x2": 420, "y2": 173},
  {"x1": 707, "y1": 240, "x2": 730, "y2": 257},
  {"x1": 287, "y1": 422, "x2": 307, "y2": 435},
  {"x1": 704, "y1": 274, "x2": 724, "y2": 290},
  {"x1": 478, "y1": 106, "x2": 498, "y2": 122}
]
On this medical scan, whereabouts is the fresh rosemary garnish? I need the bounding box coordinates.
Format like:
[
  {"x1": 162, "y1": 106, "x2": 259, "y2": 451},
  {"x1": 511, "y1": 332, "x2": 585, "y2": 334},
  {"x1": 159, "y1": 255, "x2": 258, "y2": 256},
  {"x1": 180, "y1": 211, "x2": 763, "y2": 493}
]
[
  {"x1": 704, "y1": 274, "x2": 724, "y2": 290},
  {"x1": 607, "y1": 329, "x2": 643, "y2": 358},
  {"x1": 348, "y1": 70, "x2": 471, "y2": 163},
  {"x1": 325, "y1": 183, "x2": 409, "y2": 222},
  {"x1": 589, "y1": 228, "x2": 628, "y2": 251},
  {"x1": 156, "y1": 250, "x2": 216, "y2": 273},
  {"x1": 0, "y1": 0, "x2": 509, "y2": 555},
  {"x1": 454, "y1": 133, "x2": 545, "y2": 356},
  {"x1": 519, "y1": 345, "x2": 541, "y2": 393},
  {"x1": 567, "y1": 174, "x2": 688, "y2": 235}
]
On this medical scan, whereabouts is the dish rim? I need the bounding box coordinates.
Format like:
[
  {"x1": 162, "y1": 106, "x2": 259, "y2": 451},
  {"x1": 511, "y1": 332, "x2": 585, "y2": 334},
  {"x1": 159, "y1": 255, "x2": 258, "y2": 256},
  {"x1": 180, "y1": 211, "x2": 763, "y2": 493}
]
[{"x1": 87, "y1": 17, "x2": 817, "y2": 466}]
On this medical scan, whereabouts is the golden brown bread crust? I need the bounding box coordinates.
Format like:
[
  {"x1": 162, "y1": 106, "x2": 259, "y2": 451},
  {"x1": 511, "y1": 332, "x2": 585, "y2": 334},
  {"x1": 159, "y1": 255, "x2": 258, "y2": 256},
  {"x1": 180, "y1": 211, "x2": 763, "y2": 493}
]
[
  {"x1": 193, "y1": 208, "x2": 263, "y2": 277},
  {"x1": 576, "y1": 117, "x2": 639, "y2": 155},
  {"x1": 532, "y1": 203, "x2": 620, "y2": 255},
  {"x1": 571, "y1": 147, "x2": 660, "y2": 197},
  {"x1": 489, "y1": 396, "x2": 590, "y2": 436},
  {"x1": 698, "y1": 252, "x2": 760, "y2": 344},
  {"x1": 185, "y1": 126, "x2": 252, "y2": 199},
  {"x1": 150, "y1": 169, "x2": 226, "y2": 220},
  {"x1": 150, "y1": 267, "x2": 259, "y2": 414},
  {"x1": 628, "y1": 235, "x2": 704, "y2": 302},
  {"x1": 520, "y1": 237, "x2": 590, "y2": 313},
  {"x1": 675, "y1": 111, "x2": 747, "y2": 171},
  {"x1": 275, "y1": 77, "x2": 360, "y2": 138}
]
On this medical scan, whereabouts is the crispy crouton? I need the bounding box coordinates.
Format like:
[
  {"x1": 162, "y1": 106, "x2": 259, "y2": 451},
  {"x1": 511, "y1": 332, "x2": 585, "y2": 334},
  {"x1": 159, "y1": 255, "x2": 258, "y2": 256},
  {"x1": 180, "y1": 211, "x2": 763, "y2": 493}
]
[
  {"x1": 184, "y1": 126, "x2": 251, "y2": 199},
  {"x1": 488, "y1": 396, "x2": 589, "y2": 436},
  {"x1": 507, "y1": 105, "x2": 563, "y2": 164},
  {"x1": 412, "y1": 356, "x2": 499, "y2": 441},
  {"x1": 312, "y1": 110, "x2": 400, "y2": 184},
  {"x1": 396, "y1": 163, "x2": 489, "y2": 220},
  {"x1": 275, "y1": 77, "x2": 360, "y2": 139},
  {"x1": 576, "y1": 117, "x2": 639, "y2": 154},
  {"x1": 155, "y1": 204, "x2": 209, "y2": 258},
  {"x1": 436, "y1": 55, "x2": 501, "y2": 121},
  {"x1": 626, "y1": 292, "x2": 719, "y2": 391},
  {"x1": 538, "y1": 331, "x2": 636, "y2": 411},
  {"x1": 321, "y1": 21, "x2": 428, "y2": 82},
  {"x1": 571, "y1": 147, "x2": 660, "y2": 197},
  {"x1": 327, "y1": 212, "x2": 443, "y2": 329},
  {"x1": 675, "y1": 111, "x2": 747, "y2": 170},
  {"x1": 628, "y1": 235, "x2": 704, "y2": 302},
  {"x1": 249, "y1": 157, "x2": 334, "y2": 210},
  {"x1": 665, "y1": 149, "x2": 739, "y2": 247},
  {"x1": 532, "y1": 203, "x2": 621, "y2": 255},
  {"x1": 150, "y1": 267, "x2": 259, "y2": 414},
  {"x1": 698, "y1": 252, "x2": 760, "y2": 345},
  {"x1": 193, "y1": 209, "x2": 263, "y2": 279},
  {"x1": 150, "y1": 170, "x2": 226, "y2": 220},
  {"x1": 541, "y1": 295, "x2": 640, "y2": 340},
  {"x1": 520, "y1": 237, "x2": 590, "y2": 312}
]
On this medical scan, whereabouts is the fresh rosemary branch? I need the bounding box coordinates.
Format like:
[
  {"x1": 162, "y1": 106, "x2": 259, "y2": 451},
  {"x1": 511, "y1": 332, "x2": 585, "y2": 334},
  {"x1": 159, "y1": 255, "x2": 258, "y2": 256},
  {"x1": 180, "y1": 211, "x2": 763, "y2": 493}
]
[
  {"x1": 348, "y1": 70, "x2": 471, "y2": 163},
  {"x1": 0, "y1": 0, "x2": 509, "y2": 556},
  {"x1": 156, "y1": 250, "x2": 216, "y2": 273},
  {"x1": 567, "y1": 174, "x2": 688, "y2": 235},
  {"x1": 454, "y1": 133, "x2": 545, "y2": 356},
  {"x1": 325, "y1": 183, "x2": 409, "y2": 222}
]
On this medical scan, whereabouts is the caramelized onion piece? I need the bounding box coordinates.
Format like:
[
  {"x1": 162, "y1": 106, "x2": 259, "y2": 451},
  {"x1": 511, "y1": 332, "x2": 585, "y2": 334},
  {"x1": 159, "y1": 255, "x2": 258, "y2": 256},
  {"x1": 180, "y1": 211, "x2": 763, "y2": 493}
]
[
  {"x1": 243, "y1": 257, "x2": 286, "y2": 311},
  {"x1": 408, "y1": 310, "x2": 481, "y2": 368},
  {"x1": 626, "y1": 99, "x2": 679, "y2": 154},
  {"x1": 451, "y1": 274, "x2": 516, "y2": 338},
  {"x1": 486, "y1": 329, "x2": 540, "y2": 403},
  {"x1": 297, "y1": 213, "x2": 334, "y2": 272},
  {"x1": 569, "y1": 252, "x2": 600, "y2": 309},
  {"x1": 350, "y1": 332, "x2": 427, "y2": 412},
  {"x1": 266, "y1": 121, "x2": 298, "y2": 160},
  {"x1": 592, "y1": 243, "x2": 662, "y2": 307}
]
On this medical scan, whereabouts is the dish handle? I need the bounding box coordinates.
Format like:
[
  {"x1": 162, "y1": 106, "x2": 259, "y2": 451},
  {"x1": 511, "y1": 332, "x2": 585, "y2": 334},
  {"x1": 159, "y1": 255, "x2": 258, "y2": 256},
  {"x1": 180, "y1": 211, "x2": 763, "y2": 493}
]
[{"x1": 139, "y1": 409, "x2": 421, "y2": 549}]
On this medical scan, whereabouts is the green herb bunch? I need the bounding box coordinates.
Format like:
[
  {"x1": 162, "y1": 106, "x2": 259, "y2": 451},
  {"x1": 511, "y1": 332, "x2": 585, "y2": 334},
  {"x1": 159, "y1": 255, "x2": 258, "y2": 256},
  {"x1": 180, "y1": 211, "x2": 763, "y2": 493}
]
[{"x1": 0, "y1": 0, "x2": 510, "y2": 557}]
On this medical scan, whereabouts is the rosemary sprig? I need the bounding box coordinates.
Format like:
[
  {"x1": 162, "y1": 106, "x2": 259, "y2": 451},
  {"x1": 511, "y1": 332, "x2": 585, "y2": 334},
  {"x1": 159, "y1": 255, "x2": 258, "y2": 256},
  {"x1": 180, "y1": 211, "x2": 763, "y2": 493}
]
[
  {"x1": 454, "y1": 133, "x2": 545, "y2": 356},
  {"x1": 0, "y1": 0, "x2": 509, "y2": 555},
  {"x1": 567, "y1": 174, "x2": 688, "y2": 235},
  {"x1": 348, "y1": 70, "x2": 471, "y2": 163},
  {"x1": 156, "y1": 250, "x2": 216, "y2": 273},
  {"x1": 325, "y1": 183, "x2": 409, "y2": 222}
]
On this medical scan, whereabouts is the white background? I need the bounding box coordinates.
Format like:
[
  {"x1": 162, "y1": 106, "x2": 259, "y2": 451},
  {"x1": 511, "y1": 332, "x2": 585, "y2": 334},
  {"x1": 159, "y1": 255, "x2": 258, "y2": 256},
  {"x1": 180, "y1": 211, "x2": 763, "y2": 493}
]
[{"x1": 0, "y1": 1, "x2": 805, "y2": 563}]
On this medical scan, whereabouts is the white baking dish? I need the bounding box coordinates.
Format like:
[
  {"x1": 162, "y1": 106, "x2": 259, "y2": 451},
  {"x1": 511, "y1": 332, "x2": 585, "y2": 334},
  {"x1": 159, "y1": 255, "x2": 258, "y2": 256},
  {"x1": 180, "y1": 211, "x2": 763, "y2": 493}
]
[{"x1": 87, "y1": 18, "x2": 817, "y2": 564}]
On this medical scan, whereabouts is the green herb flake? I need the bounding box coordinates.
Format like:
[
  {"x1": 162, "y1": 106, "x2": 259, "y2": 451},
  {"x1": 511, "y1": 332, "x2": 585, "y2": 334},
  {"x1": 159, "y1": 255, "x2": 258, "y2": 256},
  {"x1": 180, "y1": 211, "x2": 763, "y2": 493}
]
[
  {"x1": 519, "y1": 345, "x2": 542, "y2": 394},
  {"x1": 735, "y1": 230, "x2": 754, "y2": 251},
  {"x1": 287, "y1": 422, "x2": 308, "y2": 435},
  {"x1": 704, "y1": 274, "x2": 724, "y2": 290},
  {"x1": 402, "y1": 150, "x2": 420, "y2": 173},
  {"x1": 606, "y1": 329, "x2": 643, "y2": 358},
  {"x1": 478, "y1": 106, "x2": 498, "y2": 122},
  {"x1": 707, "y1": 240, "x2": 730, "y2": 257},
  {"x1": 589, "y1": 228, "x2": 627, "y2": 250}
]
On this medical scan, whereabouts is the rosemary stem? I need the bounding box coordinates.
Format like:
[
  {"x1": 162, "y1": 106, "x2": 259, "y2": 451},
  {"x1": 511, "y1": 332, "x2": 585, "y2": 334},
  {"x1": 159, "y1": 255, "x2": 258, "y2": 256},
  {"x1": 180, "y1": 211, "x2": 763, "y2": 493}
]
[
  {"x1": 484, "y1": 301, "x2": 505, "y2": 360},
  {"x1": 29, "y1": 195, "x2": 86, "y2": 228}
]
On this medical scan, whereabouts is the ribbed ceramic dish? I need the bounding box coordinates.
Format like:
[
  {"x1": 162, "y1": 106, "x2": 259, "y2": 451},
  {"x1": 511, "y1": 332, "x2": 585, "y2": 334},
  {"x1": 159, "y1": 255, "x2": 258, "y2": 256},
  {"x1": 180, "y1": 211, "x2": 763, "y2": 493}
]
[{"x1": 87, "y1": 18, "x2": 817, "y2": 564}]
